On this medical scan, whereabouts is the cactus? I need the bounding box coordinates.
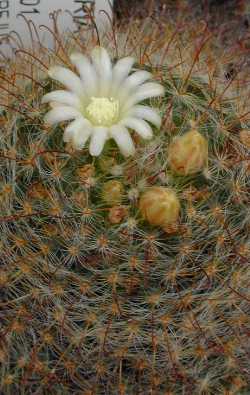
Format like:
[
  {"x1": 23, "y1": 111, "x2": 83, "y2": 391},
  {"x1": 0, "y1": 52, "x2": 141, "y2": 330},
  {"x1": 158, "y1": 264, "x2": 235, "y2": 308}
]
[{"x1": 0, "y1": 7, "x2": 250, "y2": 395}]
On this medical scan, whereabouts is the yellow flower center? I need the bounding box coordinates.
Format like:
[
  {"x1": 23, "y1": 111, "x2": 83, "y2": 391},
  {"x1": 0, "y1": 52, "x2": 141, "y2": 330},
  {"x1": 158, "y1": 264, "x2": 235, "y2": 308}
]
[{"x1": 86, "y1": 97, "x2": 119, "y2": 127}]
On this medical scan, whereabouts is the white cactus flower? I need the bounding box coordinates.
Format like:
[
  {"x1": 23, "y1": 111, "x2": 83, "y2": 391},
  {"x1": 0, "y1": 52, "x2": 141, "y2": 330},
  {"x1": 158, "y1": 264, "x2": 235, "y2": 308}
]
[{"x1": 42, "y1": 46, "x2": 164, "y2": 157}]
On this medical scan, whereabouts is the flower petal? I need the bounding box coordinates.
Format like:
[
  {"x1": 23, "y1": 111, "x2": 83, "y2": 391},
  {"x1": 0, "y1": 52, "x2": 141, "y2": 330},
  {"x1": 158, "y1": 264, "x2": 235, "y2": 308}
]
[
  {"x1": 42, "y1": 90, "x2": 82, "y2": 109},
  {"x1": 110, "y1": 125, "x2": 135, "y2": 157},
  {"x1": 129, "y1": 105, "x2": 162, "y2": 128},
  {"x1": 121, "y1": 117, "x2": 153, "y2": 140},
  {"x1": 122, "y1": 70, "x2": 152, "y2": 91},
  {"x1": 112, "y1": 56, "x2": 135, "y2": 86},
  {"x1": 122, "y1": 82, "x2": 164, "y2": 111},
  {"x1": 64, "y1": 118, "x2": 91, "y2": 145},
  {"x1": 110, "y1": 57, "x2": 135, "y2": 97},
  {"x1": 91, "y1": 46, "x2": 112, "y2": 95},
  {"x1": 44, "y1": 106, "x2": 81, "y2": 126},
  {"x1": 118, "y1": 71, "x2": 152, "y2": 105},
  {"x1": 48, "y1": 67, "x2": 84, "y2": 98},
  {"x1": 89, "y1": 126, "x2": 108, "y2": 156},
  {"x1": 70, "y1": 53, "x2": 97, "y2": 95},
  {"x1": 91, "y1": 46, "x2": 112, "y2": 77},
  {"x1": 49, "y1": 102, "x2": 63, "y2": 108},
  {"x1": 73, "y1": 129, "x2": 92, "y2": 150}
]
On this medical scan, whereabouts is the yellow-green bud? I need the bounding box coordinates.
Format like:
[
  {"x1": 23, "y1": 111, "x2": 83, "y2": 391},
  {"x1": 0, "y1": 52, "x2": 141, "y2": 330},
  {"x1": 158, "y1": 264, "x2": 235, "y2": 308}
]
[
  {"x1": 76, "y1": 164, "x2": 95, "y2": 180},
  {"x1": 102, "y1": 180, "x2": 124, "y2": 205},
  {"x1": 168, "y1": 130, "x2": 208, "y2": 175},
  {"x1": 139, "y1": 187, "x2": 180, "y2": 230},
  {"x1": 99, "y1": 157, "x2": 116, "y2": 173}
]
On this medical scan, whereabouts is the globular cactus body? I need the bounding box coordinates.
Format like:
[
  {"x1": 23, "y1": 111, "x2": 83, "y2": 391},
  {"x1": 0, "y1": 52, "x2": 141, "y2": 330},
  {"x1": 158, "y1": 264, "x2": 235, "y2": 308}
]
[{"x1": 0, "y1": 6, "x2": 250, "y2": 395}]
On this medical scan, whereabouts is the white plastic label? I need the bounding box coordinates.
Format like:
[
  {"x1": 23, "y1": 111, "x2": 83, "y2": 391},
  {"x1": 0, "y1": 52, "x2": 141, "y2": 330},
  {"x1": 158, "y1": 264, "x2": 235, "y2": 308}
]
[{"x1": 0, "y1": 0, "x2": 113, "y2": 55}]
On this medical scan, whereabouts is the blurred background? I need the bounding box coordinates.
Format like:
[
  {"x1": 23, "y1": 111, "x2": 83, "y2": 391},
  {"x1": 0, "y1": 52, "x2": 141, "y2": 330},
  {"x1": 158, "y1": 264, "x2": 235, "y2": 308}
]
[
  {"x1": 113, "y1": 0, "x2": 249, "y2": 22},
  {"x1": 113, "y1": 0, "x2": 249, "y2": 40},
  {"x1": 112, "y1": 0, "x2": 250, "y2": 78}
]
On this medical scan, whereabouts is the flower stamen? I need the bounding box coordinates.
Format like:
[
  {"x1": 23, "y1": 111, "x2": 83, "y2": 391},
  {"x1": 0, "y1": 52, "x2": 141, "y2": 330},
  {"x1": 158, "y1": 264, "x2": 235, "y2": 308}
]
[{"x1": 86, "y1": 97, "x2": 119, "y2": 127}]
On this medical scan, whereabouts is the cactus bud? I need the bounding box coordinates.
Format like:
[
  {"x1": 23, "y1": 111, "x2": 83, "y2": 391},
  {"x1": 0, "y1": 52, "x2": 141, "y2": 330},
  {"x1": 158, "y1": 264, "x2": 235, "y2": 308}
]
[
  {"x1": 108, "y1": 206, "x2": 128, "y2": 224},
  {"x1": 102, "y1": 180, "x2": 124, "y2": 205},
  {"x1": 139, "y1": 187, "x2": 180, "y2": 230},
  {"x1": 239, "y1": 129, "x2": 250, "y2": 149},
  {"x1": 99, "y1": 157, "x2": 116, "y2": 173},
  {"x1": 76, "y1": 164, "x2": 95, "y2": 180},
  {"x1": 168, "y1": 129, "x2": 208, "y2": 175}
]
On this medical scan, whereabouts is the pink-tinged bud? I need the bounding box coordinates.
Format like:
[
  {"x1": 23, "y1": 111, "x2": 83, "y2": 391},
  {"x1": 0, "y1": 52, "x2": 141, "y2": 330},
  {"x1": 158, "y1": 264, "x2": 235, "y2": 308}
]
[
  {"x1": 108, "y1": 206, "x2": 128, "y2": 224},
  {"x1": 168, "y1": 130, "x2": 208, "y2": 175},
  {"x1": 239, "y1": 130, "x2": 250, "y2": 149},
  {"x1": 139, "y1": 187, "x2": 180, "y2": 230}
]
